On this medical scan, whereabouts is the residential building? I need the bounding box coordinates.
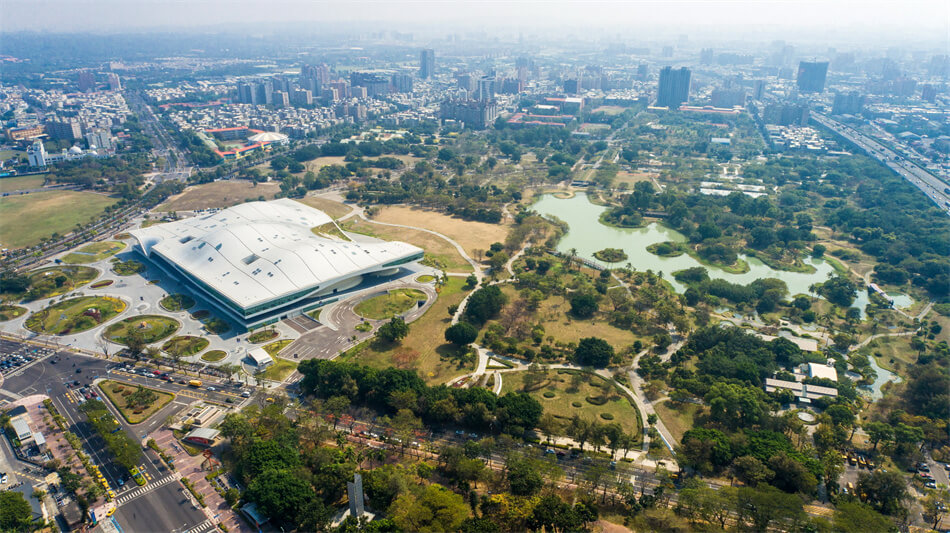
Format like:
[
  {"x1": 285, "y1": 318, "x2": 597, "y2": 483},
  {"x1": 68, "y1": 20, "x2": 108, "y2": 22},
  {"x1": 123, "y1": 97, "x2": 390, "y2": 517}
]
[
  {"x1": 796, "y1": 60, "x2": 829, "y2": 93},
  {"x1": 85, "y1": 129, "x2": 114, "y2": 151},
  {"x1": 391, "y1": 73, "x2": 414, "y2": 93},
  {"x1": 419, "y1": 49, "x2": 435, "y2": 79},
  {"x1": 46, "y1": 119, "x2": 83, "y2": 140},
  {"x1": 831, "y1": 92, "x2": 865, "y2": 115},
  {"x1": 764, "y1": 103, "x2": 809, "y2": 126},
  {"x1": 106, "y1": 72, "x2": 122, "y2": 92},
  {"x1": 710, "y1": 87, "x2": 746, "y2": 108},
  {"x1": 5, "y1": 124, "x2": 44, "y2": 141},
  {"x1": 77, "y1": 70, "x2": 96, "y2": 92},
  {"x1": 657, "y1": 66, "x2": 691, "y2": 108},
  {"x1": 440, "y1": 98, "x2": 498, "y2": 129}
]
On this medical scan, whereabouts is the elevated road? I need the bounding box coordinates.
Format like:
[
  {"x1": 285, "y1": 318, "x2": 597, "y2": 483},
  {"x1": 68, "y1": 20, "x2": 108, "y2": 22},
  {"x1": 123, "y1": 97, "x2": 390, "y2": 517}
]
[{"x1": 813, "y1": 113, "x2": 950, "y2": 214}]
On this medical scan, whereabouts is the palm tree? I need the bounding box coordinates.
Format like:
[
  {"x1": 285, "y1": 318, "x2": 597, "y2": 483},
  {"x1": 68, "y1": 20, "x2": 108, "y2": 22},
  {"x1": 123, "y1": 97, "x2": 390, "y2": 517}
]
[{"x1": 568, "y1": 248, "x2": 578, "y2": 270}]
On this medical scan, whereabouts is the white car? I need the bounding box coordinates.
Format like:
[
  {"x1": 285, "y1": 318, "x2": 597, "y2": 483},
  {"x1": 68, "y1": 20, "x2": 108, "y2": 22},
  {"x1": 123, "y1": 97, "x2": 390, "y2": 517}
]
[{"x1": 207, "y1": 386, "x2": 217, "y2": 392}]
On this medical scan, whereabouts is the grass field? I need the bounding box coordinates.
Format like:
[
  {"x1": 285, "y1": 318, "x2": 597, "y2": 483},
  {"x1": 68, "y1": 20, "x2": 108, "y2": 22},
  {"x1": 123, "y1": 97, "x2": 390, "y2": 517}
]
[
  {"x1": 341, "y1": 218, "x2": 473, "y2": 273},
  {"x1": 856, "y1": 335, "x2": 918, "y2": 376},
  {"x1": 201, "y1": 350, "x2": 228, "y2": 362},
  {"x1": 157, "y1": 180, "x2": 280, "y2": 211},
  {"x1": 104, "y1": 315, "x2": 180, "y2": 345},
  {"x1": 416, "y1": 275, "x2": 436, "y2": 283},
  {"x1": 262, "y1": 357, "x2": 297, "y2": 381},
  {"x1": 25, "y1": 296, "x2": 126, "y2": 335},
  {"x1": 344, "y1": 276, "x2": 473, "y2": 383},
  {"x1": 160, "y1": 294, "x2": 195, "y2": 312},
  {"x1": 0, "y1": 305, "x2": 27, "y2": 321},
  {"x1": 653, "y1": 400, "x2": 702, "y2": 444},
  {"x1": 355, "y1": 289, "x2": 427, "y2": 320},
  {"x1": 0, "y1": 190, "x2": 118, "y2": 249},
  {"x1": 0, "y1": 176, "x2": 45, "y2": 193},
  {"x1": 303, "y1": 156, "x2": 346, "y2": 173},
  {"x1": 579, "y1": 123, "x2": 611, "y2": 132},
  {"x1": 99, "y1": 380, "x2": 174, "y2": 424},
  {"x1": 263, "y1": 339, "x2": 292, "y2": 357},
  {"x1": 501, "y1": 369, "x2": 642, "y2": 438},
  {"x1": 372, "y1": 205, "x2": 509, "y2": 260},
  {"x1": 614, "y1": 171, "x2": 658, "y2": 186},
  {"x1": 61, "y1": 241, "x2": 126, "y2": 264},
  {"x1": 162, "y1": 336, "x2": 209, "y2": 356},
  {"x1": 295, "y1": 196, "x2": 353, "y2": 219},
  {"x1": 592, "y1": 106, "x2": 628, "y2": 116}
]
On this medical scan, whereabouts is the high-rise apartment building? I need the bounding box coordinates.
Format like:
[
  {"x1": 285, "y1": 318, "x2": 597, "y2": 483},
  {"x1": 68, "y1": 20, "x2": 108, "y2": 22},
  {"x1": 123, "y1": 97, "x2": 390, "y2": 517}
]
[
  {"x1": 710, "y1": 87, "x2": 746, "y2": 108},
  {"x1": 85, "y1": 129, "x2": 114, "y2": 151},
  {"x1": 419, "y1": 49, "x2": 436, "y2": 79},
  {"x1": 831, "y1": 92, "x2": 865, "y2": 115},
  {"x1": 391, "y1": 73, "x2": 414, "y2": 93},
  {"x1": 440, "y1": 99, "x2": 498, "y2": 130},
  {"x1": 77, "y1": 71, "x2": 96, "y2": 92},
  {"x1": 656, "y1": 66, "x2": 691, "y2": 108},
  {"x1": 46, "y1": 119, "x2": 83, "y2": 140},
  {"x1": 293, "y1": 89, "x2": 314, "y2": 106},
  {"x1": 477, "y1": 76, "x2": 496, "y2": 102},
  {"x1": 700, "y1": 48, "x2": 714, "y2": 64},
  {"x1": 753, "y1": 80, "x2": 767, "y2": 100},
  {"x1": 106, "y1": 73, "x2": 122, "y2": 92},
  {"x1": 796, "y1": 61, "x2": 829, "y2": 93},
  {"x1": 921, "y1": 85, "x2": 938, "y2": 103}
]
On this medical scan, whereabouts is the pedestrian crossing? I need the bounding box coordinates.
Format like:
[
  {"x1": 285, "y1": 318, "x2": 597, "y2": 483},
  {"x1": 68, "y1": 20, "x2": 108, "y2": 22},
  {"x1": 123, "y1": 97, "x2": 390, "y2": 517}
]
[
  {"x1": 187, "y1": 519, "x2": 217, "y2": 533},
  {"x1": 115, "y1": 474, "x2": 177, "y2": 506}
]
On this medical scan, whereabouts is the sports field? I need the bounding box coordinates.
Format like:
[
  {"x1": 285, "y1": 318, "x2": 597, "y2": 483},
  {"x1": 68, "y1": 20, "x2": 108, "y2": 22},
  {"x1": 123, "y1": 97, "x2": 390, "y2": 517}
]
[
  {"x1": 372, "y1": 205, "x2": 510, "y2": 259},
  {"x1": 0, "y1": 190, "x2": 118, "y2": 248},
  {"x1": 156, "y1": 180, "x2": 280, "y2": 211},
  {"x1": 0, "y1": 176, "x2": 45, "y2": 193}
]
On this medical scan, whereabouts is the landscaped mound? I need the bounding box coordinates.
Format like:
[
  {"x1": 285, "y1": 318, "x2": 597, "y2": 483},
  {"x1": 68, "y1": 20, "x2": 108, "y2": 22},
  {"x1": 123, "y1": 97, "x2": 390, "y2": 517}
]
[
  {"x1": 355, "y1": 289, "x2": 427, "y2": 320},
  {"x1": 61, "y1": 241, "x2": 126, "y2": 264},
  {"x1": 112, "y1": 260, "x2": 146, "y2": 276},
  {"x1": 593, "y1": 247, "x2": 628, "y2": 263},
  {"x1": 25, "y1": 296, "x2": 126, "y2": 335},
  {"x1": 162, "y1": 336, "x2": 209, "y2": 357},
  {"x1": 159, "y1": 294, "x2": 196, "y2": 312},
  {"x1": 0, "y1": 305, "x2": 27, "y2": 322},
  {"x1": 18, "y1": 266, "x2": 99, "y2": 300},
  {"x1": 104, "y1": 315, "x2": 180, "y2": 345}
]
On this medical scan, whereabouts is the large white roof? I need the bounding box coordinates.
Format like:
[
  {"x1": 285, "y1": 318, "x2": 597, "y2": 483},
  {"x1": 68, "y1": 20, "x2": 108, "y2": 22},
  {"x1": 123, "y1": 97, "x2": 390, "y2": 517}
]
[{"x1": 130, "y1": 199, "x2": 422, "y2": 311}]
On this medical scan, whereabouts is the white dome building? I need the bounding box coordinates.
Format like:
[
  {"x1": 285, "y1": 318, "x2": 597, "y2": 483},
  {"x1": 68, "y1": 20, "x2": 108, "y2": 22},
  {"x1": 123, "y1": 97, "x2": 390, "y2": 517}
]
[{"x1": 247, "y1": 131, "x2": 289, "y2": 145}]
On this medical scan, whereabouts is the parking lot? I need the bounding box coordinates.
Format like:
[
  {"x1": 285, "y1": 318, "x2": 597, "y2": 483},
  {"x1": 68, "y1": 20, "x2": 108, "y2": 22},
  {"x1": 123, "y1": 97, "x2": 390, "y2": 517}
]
[{"x1": 0, "y1": 340, "x2": 56, "y2": 376}]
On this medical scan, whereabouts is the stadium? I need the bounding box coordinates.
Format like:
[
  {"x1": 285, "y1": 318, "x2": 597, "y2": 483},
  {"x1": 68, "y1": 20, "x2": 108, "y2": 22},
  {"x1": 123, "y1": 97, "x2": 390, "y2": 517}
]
[{"x1": 130, "y1": 199, "x2": 424, "y2": 329}]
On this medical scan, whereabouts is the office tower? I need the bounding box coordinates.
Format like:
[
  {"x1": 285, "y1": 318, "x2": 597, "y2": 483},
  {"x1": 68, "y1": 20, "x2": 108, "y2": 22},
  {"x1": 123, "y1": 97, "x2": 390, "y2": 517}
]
[
  {"x1": 391, "y1": 73, "x2": 414, "y2": 93},
  {"x1": 661, "y1": 46, "x2": 674, "y2": 58},
  {"x1": 711, "y1": 87, "x2": 746, "y2": 108},
  {"x1": 563, "y1": 79, "x2": 580, "y2": 94},
  {"x1": 831, "y1": 92, "x2": 865, "y2": 115},
  {"x1": 700, "y1": 48, "x2": 714, "y2": 65},
  {"x1": 419, "y1": 49, "x2": 436, "y2": 79},
  {"x1": 656, "y1": 66, "x2": 691, "y2": 108},
  {"x1": 477, "y1": 76, "x2": 496, "y2": 102},
  {"x1": 921, "y1": 85, "x2": 938, "y2": 103},
  {"x1": 77, "y1": 71, "x2": 96, "y2": 92},
  {"x1": 753, "y1": 80, "x2": 766, "y2": 100},
  {"x1": 46, "y1": 119, "x2": 83, "y2": 140},
  {"x1": 27, "y1": 140, "x2": 47, "y2": 167},
  {"x1": 85, "y1": 129, "x2": 114, "y2": 151},
  {"x1": 106, "y1": 73, "x2": 122, "y2": 91},
  {"x1": 796, "y1": 61, "x2": 829, "y2": 93}
]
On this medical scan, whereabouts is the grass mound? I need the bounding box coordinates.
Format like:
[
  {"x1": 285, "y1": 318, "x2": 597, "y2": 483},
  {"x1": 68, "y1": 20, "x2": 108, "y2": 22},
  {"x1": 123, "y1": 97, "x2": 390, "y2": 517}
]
[
  {"x1": 162, "y1": 336, "x2": 209, "y2": 356},
  {"x1": 201, "y1": 350, "x2": 227, "y2": 362},
  {"x1": 203, "y1": 317, "x2": 231, "y2": 334},
  {"x1": 160, "y1": 294, "x2": 195, "y2": 312},
  {"x1": 16, "y1": 265, "x2": 99, "y2": 300},
  {"x1": 104, "y1": 315, "x2": 180, "y2": 345},
  {"x1": 0, "y1": 305, "x2": 27, "y2": 322},
  {"x1": 261, "y1": 358, "x2": 297, "y2": 381},
  {"x1": 112, "y1": 260, "x2": 146, "y2": 276},
  {"x1": 25, "y1": 296, "x2": 125, "y2": 335},
  {"x1": 416, "y1": 275, "x2": 436, "y2": 283},
  {"x1": 61, "y1": 241, "x2": 126, "y2": 264},
  {"x1": 90, "y1": 280, "x2": 114, "y2": 289},
  {"x1": 248, "y1": 329, "x2": 279, "y2": 344},
  {"x1": 355, "y1": 289, "x2": 427, "y2": 320},
  {"x1": 190, "y1": 310, "x2": 210, "y2": 320},
  {"x1": 263, "y1": 339, "x2": 292, "y2": 356}
]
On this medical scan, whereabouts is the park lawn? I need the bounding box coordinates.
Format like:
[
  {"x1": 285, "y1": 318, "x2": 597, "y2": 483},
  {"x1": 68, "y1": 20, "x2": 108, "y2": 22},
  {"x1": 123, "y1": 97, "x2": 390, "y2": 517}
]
[
  {"x1": 653, "y1": 400, "x2": 703, "y2": 444},
  {"x1": 344, "y1": 276, "x2": 473, "y2": 384},
  {"x1": 99, "y1": 380, "x2": 174, "y2": 424},
  {"x1": 104, "y1": 315, "x2": 180, "y2": 345},
  {"x1": 20, "y1": 265, "x2": 99, "y2": 300},
  {"x1": 0, "y1": 190, "x2": 118, "y2": 249},
  {"x1": 25, "y1": 296, "x2": 126, "y2": 335},
  {"x1": 0, "y1": 175, "x2": 45, "y2": 193},
  {"x1": 372, "y1": 205, "x2": 510, "y2": 260},
  {"x1": 501, "y1": 369, "x2": 642, "y2": 438},
  {"x1": 495, "y1": 285, "x2": 642, "y2": 350},
  {"x1": 355, "y1": 289, "x2": 427, "y2": 320},
  {"x1": 262, "y1": 358, "x2": 297, "y2": 381},
  {"x1": 162, "y1": 336, "x2": 209, "y2": 356},
  {"x1": 416, "y1": 275, "x2": 436, "y2": 283},
  {"x1": 296, "y1": 196, "x2": 353, "y2": 219},
  {"x1": 312, "y1": 222, "x2": 350, "y2": 241},
  {"x1": 61, "y1": 241, "x2": 126, "y2": 264},
  {"x1": 157, "y1": 180, "x2": 280, "y2": 211},
  {"x1": 579, "y1": 123, "x2": 611, "y2": 133},
  {"x1": 341, "y1": 218, "x2": 473, "y2": 273},
  {"x1": 856, "y1": 335, "x2": 918, "y2": 376},
  {"x1": 0, "y1": 305, "x2": 27, "y2": 321},
  {"x1": 614, "y1": 171, "x2": 658, "y2": 187},
  {"x1": 263, "y1": 339, "x2": 292, "y2": 357},
  {"x1": 303, "y1": 156, "x2": 346, "y2": 173},
  {"x1": 592, "y1": 106, "x2": 628, "y2": 116},
  {"x1": 201, "y1": 350, "x2": 227, "y2": 362}
]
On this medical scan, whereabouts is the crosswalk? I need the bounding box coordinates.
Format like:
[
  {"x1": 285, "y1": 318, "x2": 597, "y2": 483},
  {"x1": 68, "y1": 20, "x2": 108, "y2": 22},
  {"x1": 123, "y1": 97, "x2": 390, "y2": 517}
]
[
  {"x1": 114, "y1": 474, "x2": 178, "y2": 506},
  {"x1": 187, "y1": 519, "x2": 217, "y2": 533}
]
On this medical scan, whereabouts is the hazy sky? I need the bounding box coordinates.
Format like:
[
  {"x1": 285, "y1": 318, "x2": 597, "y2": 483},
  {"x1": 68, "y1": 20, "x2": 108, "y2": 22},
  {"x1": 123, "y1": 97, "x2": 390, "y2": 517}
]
[{"x1": 2, "y1": 0, "x2": 948, "y2": 44}]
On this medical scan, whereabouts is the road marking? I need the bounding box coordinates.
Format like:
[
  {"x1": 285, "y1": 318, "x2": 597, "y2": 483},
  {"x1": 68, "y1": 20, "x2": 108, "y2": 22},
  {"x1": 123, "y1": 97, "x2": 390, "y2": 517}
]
[
  {"x1": 187, "y1": 519, "x2": 217, "y2": 533},
  {"x1": 114, "y1": 474, "x2": 178, "y2": 506}
]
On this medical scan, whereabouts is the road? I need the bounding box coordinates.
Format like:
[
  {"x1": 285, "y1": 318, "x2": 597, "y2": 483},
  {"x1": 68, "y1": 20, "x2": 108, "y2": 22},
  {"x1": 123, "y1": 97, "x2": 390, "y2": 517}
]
[{"x1": 813, "y1": 113, "x2": 950, "y2": 213}]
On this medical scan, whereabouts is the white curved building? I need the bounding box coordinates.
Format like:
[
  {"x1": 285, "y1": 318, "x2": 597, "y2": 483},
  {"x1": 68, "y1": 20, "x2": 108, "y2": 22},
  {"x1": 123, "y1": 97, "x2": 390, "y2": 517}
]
[{"x1": 130, "y1": 199, "x2": 423, "y2": 329}]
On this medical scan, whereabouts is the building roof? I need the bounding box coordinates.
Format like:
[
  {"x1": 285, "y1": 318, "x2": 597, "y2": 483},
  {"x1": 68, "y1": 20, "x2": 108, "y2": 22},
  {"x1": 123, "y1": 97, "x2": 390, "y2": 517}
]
[
  {"x1": 247, "y1": 131, "x2": 289, "y2": 143},
  {"x1": 11, "y1": 417, "x2": 31, "y2": 439},
  {"x1": 247, "y1": 347, "x2": 274, "y2": 367},
  {"x1": 807, "y1": 362, "x2": 838, "y2": 382},
  {"x1": 130, "y1": 199, "x2": 422, "y2": 312},
  {"x1": 184, "y1": 427, "x2": 221, "y2": 442}
]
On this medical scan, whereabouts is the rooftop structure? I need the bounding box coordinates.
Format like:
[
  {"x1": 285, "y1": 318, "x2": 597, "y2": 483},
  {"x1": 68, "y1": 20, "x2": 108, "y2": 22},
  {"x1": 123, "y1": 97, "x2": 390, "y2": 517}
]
[
  {"x1": 247, "y1": 347, "x2": 274, "y2": 368},
  {"x1": 129, "y1": 199, "x2": 423, "y2": 329}
]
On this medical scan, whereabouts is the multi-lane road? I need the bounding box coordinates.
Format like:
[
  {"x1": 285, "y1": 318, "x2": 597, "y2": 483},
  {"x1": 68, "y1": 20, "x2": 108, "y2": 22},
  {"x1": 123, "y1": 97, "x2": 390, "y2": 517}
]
[
  {"x1": 813, "y1": 113, "x2": 950, "y2": 213},
  {"x1": 0, "y1": 339, "x2": 253, "y2": 532}
]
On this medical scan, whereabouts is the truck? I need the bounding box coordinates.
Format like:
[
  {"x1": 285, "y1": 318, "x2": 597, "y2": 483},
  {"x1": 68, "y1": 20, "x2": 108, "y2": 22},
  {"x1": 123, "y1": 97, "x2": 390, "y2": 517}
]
[{"x1": 188, "y1": 380, "x2": 203, "y2": 387}]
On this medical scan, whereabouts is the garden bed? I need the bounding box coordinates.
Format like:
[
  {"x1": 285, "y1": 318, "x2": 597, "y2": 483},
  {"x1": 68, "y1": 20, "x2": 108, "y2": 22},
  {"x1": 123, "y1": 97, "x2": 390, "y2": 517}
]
[
  {"x1": 248, "y1": 329, "x2": 279, "y2": 344},
  {"x1": 201, "y1": 350, "x2": 228, "y2": 362},
  {"x1": 98, "y1": 380, "x2": 174, "y2": 424},
  {"x1": 159, "y1": 294, "x2": 195, "y2": 312},
  {"x1": 354, "y1": 289, "x2": 427, "y2": 320},
  {"x1": 0, "y1": 305, "x2": 27, "y2": 322},
  {"x1": 112, "y1": 260, "x2": 146, "y2": 276},
  {"x1": 90, "y1": 280, "x2": 114, "y2": 289},
  {"x1": 104, "y1": 315, "x2": 180, "y2": 345},
  {"x1": 25, "y1": 296, "x2": 126, "y2": 335},
  {"x1": 161, "y1": 336, "x2": 209, "y2": 357}
]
